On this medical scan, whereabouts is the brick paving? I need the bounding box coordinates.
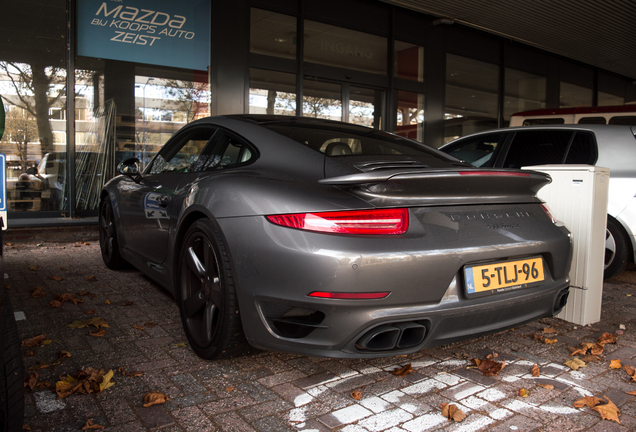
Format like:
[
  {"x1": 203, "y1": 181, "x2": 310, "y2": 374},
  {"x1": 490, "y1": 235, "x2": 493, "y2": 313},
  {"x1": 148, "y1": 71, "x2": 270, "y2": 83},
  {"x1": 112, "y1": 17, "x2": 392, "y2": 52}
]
[{"x1": 6, "y1": 240, "x2": 636, "y2": 431}]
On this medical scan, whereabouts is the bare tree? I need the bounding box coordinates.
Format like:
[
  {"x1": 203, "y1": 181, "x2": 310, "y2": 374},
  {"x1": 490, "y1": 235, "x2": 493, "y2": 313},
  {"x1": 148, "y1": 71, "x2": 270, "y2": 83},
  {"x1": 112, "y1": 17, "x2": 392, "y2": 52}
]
[
  {"x1": 0, "y1": 62, "x2": 67, "y2": 158},
  {"x1": 1, "y1": 107, "x2": 38, "y2": 168},
  {"x1": 162, "y1": 79, "x2": 209, "y2": 123}
]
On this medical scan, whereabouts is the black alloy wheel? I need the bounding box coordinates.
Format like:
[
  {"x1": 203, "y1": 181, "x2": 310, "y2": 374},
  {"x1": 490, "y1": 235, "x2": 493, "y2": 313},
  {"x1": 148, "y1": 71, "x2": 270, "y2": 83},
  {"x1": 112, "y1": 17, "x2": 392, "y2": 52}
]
[
  {"x1": 178, "y1": 219, "x2": 249, "y2": 359},
  {"x1": 99, "y1": 197, "x2": 125, "y2": 270}
]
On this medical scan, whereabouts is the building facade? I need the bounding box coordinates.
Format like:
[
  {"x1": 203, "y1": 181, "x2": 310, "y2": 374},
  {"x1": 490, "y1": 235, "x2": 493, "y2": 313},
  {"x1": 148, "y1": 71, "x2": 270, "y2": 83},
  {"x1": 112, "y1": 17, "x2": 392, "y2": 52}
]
[{"x1": 1, "y1": 0, "x2": 634, "y2": 223}]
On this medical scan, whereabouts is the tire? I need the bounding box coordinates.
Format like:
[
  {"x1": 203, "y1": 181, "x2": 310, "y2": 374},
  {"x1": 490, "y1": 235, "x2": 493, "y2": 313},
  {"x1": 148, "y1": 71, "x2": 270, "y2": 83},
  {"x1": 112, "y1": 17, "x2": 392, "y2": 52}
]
[
  {"x1": 604, "y1": 216, "x2": 630, "y2": 280},
  {"x1": 177, "y1": 219, "x2": 250, "y2": 359},
  {"x1": 0, "y1": 297, "x2": 24, "y2": 432},
  {"x1": 99, "y1": 197, "x2": 125, "y2": 270}
]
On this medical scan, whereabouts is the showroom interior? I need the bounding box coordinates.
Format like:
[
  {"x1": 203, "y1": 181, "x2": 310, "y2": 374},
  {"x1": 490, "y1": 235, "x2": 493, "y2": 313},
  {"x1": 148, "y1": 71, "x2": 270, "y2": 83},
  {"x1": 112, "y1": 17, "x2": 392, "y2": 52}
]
[{"x1": 0, "y1": 0, "x2": 634, "y2": 227}]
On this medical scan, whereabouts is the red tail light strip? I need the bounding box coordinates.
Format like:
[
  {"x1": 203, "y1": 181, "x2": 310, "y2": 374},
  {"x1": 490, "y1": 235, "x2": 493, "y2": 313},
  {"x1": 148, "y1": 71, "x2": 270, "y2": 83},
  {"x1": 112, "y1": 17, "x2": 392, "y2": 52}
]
[{"x1": 267, "y1": 208, "x2": 409, "y2": 235}]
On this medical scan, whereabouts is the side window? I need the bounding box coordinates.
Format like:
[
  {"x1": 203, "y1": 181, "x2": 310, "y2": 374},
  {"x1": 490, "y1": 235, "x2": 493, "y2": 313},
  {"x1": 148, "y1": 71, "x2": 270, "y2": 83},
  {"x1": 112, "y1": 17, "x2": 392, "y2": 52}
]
[
  {"x1": 578, "y1": 117, "x2": 606, "y2": 125},
  {"x1": 202, "y1": 132, "x2": 256, "y2": 171},
  {"x1": 503, "y1": 130, "x2": 572, "y2": 168},
  {"x1": 609, "y1": 116, "x2": 636, "y2": 126},
  {"x1": 522, "y1": 118, "x2": 565, "y2": 126},
  {"x1": 564, "y1": 131, "x2": 598, "y2": 164},
  {"x1": 149, "y1": 127, "x2": 217, "y2": 174},
  {"x1": 444, "y1": 132, "x2": 508, "y2": 167}
]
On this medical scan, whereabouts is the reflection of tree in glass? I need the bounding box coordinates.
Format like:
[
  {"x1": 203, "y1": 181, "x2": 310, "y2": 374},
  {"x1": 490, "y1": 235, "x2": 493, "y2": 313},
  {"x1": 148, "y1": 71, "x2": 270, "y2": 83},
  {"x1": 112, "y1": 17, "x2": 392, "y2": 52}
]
[
  {"x1": 1, "y1": 107, "x2": 37, "y2": 167},
  {"x1": 273, "y1": 92, "x2": 296, "y2": 115},
  {"x1": 0, "y1": 62, "x2": 68, "y2": 158},
  {"x1": 349, "y1": 100, "x2": 374, "y2": 127},
  {"x1": 303, "y1": 96, "x2": 341, "y2": 119},
  {"x1": 162, "y1": 79, "x2": 210, "y2": 123}
]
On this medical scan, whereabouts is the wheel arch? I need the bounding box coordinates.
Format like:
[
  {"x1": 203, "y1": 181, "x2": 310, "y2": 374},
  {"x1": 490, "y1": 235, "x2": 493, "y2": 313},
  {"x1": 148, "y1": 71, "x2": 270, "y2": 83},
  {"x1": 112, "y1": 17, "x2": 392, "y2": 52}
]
[{"x1": 611, "y1": 213, "x2": 635, "y2": 264}]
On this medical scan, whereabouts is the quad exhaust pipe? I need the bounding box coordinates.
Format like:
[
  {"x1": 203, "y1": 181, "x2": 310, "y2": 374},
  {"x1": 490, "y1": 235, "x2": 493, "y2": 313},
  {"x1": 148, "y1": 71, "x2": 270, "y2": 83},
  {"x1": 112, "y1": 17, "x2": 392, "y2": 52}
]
[{"x1": 356, "y1": 322, "x2": 427, "y2": 351}]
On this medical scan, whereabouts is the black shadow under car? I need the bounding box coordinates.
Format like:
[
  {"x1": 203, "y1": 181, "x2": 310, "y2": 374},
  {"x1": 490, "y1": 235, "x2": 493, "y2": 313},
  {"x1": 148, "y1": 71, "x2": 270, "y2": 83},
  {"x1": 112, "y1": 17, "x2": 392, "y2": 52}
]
[{"x1": 99, "y1": 115, "x2": 572, "y2": 359}]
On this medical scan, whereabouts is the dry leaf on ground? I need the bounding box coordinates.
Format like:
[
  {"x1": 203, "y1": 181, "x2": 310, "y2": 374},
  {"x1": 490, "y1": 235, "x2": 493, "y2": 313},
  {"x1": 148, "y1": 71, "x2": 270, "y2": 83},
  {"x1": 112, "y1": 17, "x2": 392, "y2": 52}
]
[
  {"x1": 351, "y1": 390, "x2": 362, "y2": 400},
  {"x1": 573, "y1": 396, "x2": 605, "y2": 409},
  {"x1": 50, "y1": 276, "x2": 64, "y2": 281},
  {"x1": 598, "y1": 332, "x2": 618, "y2": 347},
  {"x1": 564, "y1": 358, "x2": 587, "y2": 370},
  {"x1": 85, "y1": 275, "x2": 97, "y2": 282},
  {"x1": 24, "y1": 373, "x2": 38, "y2": 391},
  {"x1": 537, "y1": 383, "x2": 554, "y2": 390},
  {"x1": 21, "y1": 334, "x2": 45, "y2": 348},
  {"x1": 542, "y1": 327, "x2": 558, "y2": 334},
  {"x1": 85, "y1": 309, "x2": 96, "y2": 315},
  {"x1": 29, "y1": 266, "x2": 38, "y2": 271},
  {"x1": 121, "y1": 301, "x2": 134, "y2": 306},
  {"x1": 55, "y1": 368, "x2": 115, "y2": 399},
  {"x1": 518, "y1": 388, "x2": 530, "y2": 397},
  {"x1": 82, "y1": 419, "x2": 105, "y2": 430},
  {"x1": 593, "y1": 396, "x2": 621, "y2": 423},
  {"x1": 471, "y1": 357, "x2": 506, "y2": 376},
  {"x1": 143, "y1": 391, "x2": 170, "y2": 407},
  {"x1": 627, "y1": 390, "x2": 636, "y2": 395},
  {"x1": 624, "y1": 365, "x2": 636, "y2": 382},
  {"x1": 531, "y1": 364, "x2": 540, "y2": 377},
  {"x1": 440, "y1": 403, "x2": 466, "y2": 422},
  {"x1": 392, "y1": 364, "x2": 415, "y2": 376},
  {"x1": 89, "y1": 329, "x2": 106, "y2": 337},
  {"x1": 30, "y1": 287, "x2": 46, "y2": 299},
  {"x1": 610, "y1": 359, "x2": 623, "y2": 369}
]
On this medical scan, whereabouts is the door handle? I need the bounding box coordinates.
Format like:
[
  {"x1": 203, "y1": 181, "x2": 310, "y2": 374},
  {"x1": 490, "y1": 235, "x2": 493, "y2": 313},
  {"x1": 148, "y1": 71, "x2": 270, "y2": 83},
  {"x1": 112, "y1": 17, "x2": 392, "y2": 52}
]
[{"x1": 157, "y1": 195, "x2": 171, "y2": 208}]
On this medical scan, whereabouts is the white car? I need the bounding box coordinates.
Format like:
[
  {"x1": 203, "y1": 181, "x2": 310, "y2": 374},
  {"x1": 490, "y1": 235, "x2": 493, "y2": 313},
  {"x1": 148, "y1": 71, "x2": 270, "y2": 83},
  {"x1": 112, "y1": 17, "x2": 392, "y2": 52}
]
[{"x1": 440, "y1": 124, "x2": 636, "y2": 279}]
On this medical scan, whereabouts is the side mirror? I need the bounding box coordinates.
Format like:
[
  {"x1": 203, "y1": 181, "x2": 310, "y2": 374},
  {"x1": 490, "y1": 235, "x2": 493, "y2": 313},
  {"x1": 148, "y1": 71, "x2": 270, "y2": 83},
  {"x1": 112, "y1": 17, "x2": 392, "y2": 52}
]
[{"x1": 117, "y1": 157, "x2": 142, "y2": 182}]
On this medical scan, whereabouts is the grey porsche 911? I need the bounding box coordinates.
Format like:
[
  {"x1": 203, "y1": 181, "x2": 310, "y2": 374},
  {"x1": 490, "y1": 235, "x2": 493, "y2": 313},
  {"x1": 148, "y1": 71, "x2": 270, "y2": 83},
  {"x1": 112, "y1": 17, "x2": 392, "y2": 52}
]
[{"x1": 99, "y1": 115, "x2": 572, "y2": 359}]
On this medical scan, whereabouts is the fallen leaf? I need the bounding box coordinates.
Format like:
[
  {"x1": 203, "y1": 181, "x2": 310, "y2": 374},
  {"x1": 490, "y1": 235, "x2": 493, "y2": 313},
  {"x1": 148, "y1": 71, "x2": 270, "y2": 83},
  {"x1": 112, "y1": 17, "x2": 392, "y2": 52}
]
[
  {"x1": 574, "y1": 396, "x2": 604, "y2": 408},
  {"x1": 581, "y1": 355, "x2": 602, "y2": 363},
  {"x1": 598, "y1": 333, "x2": 618, "y2": 346},
  {"x1": 590, "y1": 345, "x2": 604, "y2": 356},
  {"x1": 542, "y1": 327, "x2": 558, "y2": 334},
  {"x1": 55, "y1": 368, "x2": 115, "y2": 399},
  {"x1": 472, "y1": 358, "x2": 506, "y2": 376},
  {"x1": 133, "y1": 325, "x2": 144, "y2": 330},
  {"x1": 143, "y1": 391, "x2": 170, "y2": 407},
  {"x1": 89, "y1": 329, "x2": 106, "y2": 337},
  {"x1": 564, "y1": 358, "x2": 587, "y2": 370},
  {"x1": 351, "y1": 390, "x2": 362, "y2": 400},
  {"x1": 592, "y1": 396, "x2": 621, "y2": 424},
  {"x1": 50, "y1": 276, "x2": 64, "y2": 281},
  {"x1": 121, "y1": 301, "x2": 134, "y2": 306},
  {"x1": 29, "y1": 266, "x2": 38, "y2": 271},
  {"x1": 543, "y1": 338, "x2": 558, "y2": 345},
  {"x1": 518, "y1": 388, "x2": 530, "y2": 397},
  {"x1": 85, "y1": 276, "x2": 97, "y2": 282},
  {"x1": 24, "y1": 372, "x2": 38, "y2": 391},
  {"x1": 537, "y1": 384, "x2": 554, "y2": 390},
  {"x1": 41, "y1": 339, "x2": 52, "y2": 345},
  {"x1": 82, "y1": 419, "x2": 105, "y2": 430},
  {"x1": 627, "y1": 390, "x2": 636, "y2": 395},
  {"x1": 59, "y1": 351, "x2": 71, "y2": 358},
  {"x1": 21, "y1": 334, "x2": 45, "y2": 348},
  {"x1": 104, "y1": 300, "x2": 110, "y2": 305},
  {"x1": 30, "y1": 287, "x2": 46, "y2": 299},
  {"x1": 24, "y1": 350, "x2": 35, "y2": 357},
  {"x1": 391, "y1": 364, "x2": 415, "y2": 377},
  {"x1": 22, "y1": 425, "x2": 31, "y2": 431},
  {"x1": 74, "y1": 244, "x2": 81, "y2": 248},
  {"x1": 99, "y1": 370, "x2": 115, "y2": 392},
  {"x1": 225, "y1": 387, "x2": 235, "y2": 392},
  {"x1": 172, "y1": 342, "x2": 188, "y2": 348},
  {"x1": 624, "y1": 365, "x2": 636, "y2": 382},
  {"x1": 440, "y1": 403, "x2": 466, "y2": 422},
  {"x1": 485, "y1": 352, "x2": 498, "y2": 359},
  {"x1": 28, "y1": 360, "x2": 61, "y2": 370},
  {"x1": 85, "y1": 309, "x2": 96, "y2": 315},
  {"x1": 610, "y1": 359, "x2": 623, "y2": 369},
  {"x1": 49, "y1": 300, "x2": 62, "y2": 308},
  {"x1": 84, "y1": 242, "x2": 91, "y2": 246},
  {"x1": 531, "y1": 364, "x2": 540, "y2": 377},
  {"x1": 77, "y1": 291, "x2": 90, "y2": 296}
]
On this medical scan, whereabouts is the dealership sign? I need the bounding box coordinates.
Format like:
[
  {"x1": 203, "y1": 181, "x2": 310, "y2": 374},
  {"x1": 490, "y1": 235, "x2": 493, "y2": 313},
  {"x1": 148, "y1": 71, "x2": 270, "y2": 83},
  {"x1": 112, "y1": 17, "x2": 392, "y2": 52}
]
[{"x1": 78, "y1": 0, "x2": 211, "y2": 71}]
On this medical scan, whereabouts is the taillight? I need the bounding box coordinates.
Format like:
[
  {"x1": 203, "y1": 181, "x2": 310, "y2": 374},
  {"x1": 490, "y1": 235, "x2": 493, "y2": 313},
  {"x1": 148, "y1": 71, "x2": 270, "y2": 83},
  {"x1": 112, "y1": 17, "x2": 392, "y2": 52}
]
[
  {"x1": 266, "y1": 208, "x2": 409, "y2": 235},
  {"x1": 540, "y1": 203, "x2": 556, "y2": 224}
]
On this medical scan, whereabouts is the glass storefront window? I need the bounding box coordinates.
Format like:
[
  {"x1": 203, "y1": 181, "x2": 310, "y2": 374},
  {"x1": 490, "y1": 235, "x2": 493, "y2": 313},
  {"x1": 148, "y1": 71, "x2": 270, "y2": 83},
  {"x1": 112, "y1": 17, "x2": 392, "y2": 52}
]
[
  {"x1": 598, "y1": 92, "x2": 625, "y2": 106},
  {"x1": 394, "y1": 41, "x2": 424, "y2": 82},
  {"x1": 249, "y1": 69, "x2": 297, "y2": 115},
  {"x1": 304, "y1": 21, "x2": 387, "y2": 75},
  {"x1": 1, "y1": 60, "x2": 67, "y2": 212},
  {"x1": 394, "y1": 90, "x2": 424, "y2": 143},
  {"x1": 302, "y1": 79, "x2": 342, "y2": 120},
  {"x1": 445, "y1": 54, "x2": 499, "y2": 141},
  {"x1": 560, "y1": 82, "x2": 593, "y2": 108},
  {"x1": 250, "y1": 8, "x2": 297, "y2": 60},
  {"x1": 504, "y1": 68, "x2": 546, "y2": 123},
  {"x1": 349, "y1": 87, "x2": 383, "y2": 129}
]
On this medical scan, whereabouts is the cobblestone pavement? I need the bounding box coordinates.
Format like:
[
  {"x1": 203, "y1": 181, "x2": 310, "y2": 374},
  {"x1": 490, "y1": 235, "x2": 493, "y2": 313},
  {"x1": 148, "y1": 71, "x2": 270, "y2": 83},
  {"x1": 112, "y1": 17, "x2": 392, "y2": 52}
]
[{"x1": 6, "y1": 241, "x2": 636, "y2": 431}]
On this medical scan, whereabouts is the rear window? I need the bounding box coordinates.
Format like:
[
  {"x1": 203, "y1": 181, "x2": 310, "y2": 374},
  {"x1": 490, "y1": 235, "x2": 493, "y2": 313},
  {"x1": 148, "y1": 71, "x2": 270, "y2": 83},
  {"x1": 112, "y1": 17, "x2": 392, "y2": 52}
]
[
  {"x1": 503, "y1": 130, "x2": 597, "y2": 168},
  {"x1": 609, "y1": 116, "x2": 636, "y2": 126},
  {"x1": 578, "y1": 116, "x2": 606, "y2": 125},
  {"x1": 442, "y1": 132, "x2": 508, "y2": 167},
  {"x1": 262, "y1": 122, "x2": 456, "y2": 163}
]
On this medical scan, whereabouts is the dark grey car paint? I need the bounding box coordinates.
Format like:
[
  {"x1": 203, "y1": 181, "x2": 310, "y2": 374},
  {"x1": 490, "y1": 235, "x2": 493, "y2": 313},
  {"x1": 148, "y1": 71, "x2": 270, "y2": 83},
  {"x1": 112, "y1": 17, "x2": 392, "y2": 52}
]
[{"x1": 103, "y1": 115, "x2": 572, "y2": 358}]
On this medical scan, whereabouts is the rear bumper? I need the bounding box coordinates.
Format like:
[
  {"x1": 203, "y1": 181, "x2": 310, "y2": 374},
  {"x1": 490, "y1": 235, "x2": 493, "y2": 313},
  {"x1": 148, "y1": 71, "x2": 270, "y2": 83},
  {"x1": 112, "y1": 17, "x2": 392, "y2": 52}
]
[{"x1": 218, "y1": 203, "x2": 572, "y2": 358}]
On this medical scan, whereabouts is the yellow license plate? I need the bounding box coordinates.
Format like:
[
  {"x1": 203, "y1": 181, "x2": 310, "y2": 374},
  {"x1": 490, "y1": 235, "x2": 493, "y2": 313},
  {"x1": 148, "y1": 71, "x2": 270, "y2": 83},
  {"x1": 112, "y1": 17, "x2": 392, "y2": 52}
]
[{"x1": 465, "y1": 257, "x2": 544, "y2": 294}]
